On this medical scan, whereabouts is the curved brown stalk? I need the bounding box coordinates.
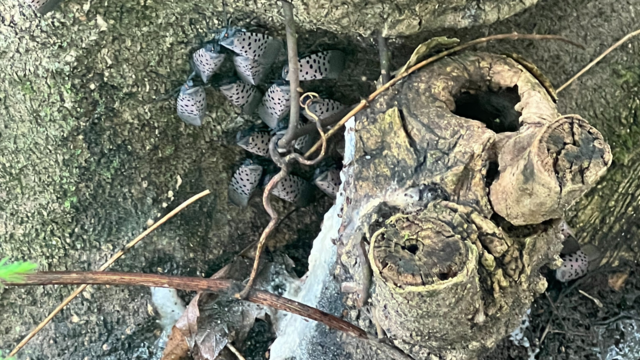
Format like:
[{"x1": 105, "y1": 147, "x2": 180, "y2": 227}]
[
  {"x1": 277, "y1": 0, "x2": 301, "y2": 150},
  {"x1": 285, "y1": 93, "x2": 328, "y2": 165},
  {"x1": 236, "y1": 144, "x2": 288, "y2": 299},
  {"x1": 289, "y1": 105, "x2": 353, "y2": 139},
  {"x1": 236, "y1": 2, "x2": 307, "y2": 297}
]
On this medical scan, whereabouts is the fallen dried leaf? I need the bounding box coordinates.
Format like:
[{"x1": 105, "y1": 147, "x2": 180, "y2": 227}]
[
  {"x1": 162, "y1": 259, "x2": 254, "y2": 360},
  {"x1": 162, "y1": 325, "x2": 190, "y2": 360},
  {"x1": 161, "y1": 256, "x2": 297, "y2": 360},
  {"x1": 608, "y1": 272, "x2": 630, "y2": 291}
]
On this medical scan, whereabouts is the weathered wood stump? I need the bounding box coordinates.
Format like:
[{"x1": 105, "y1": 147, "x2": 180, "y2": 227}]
[
  {"x1": 336, "y1": 52, "x2": 611, "y2": 359},
  {"x1": 490, "y1": 114, "x2": 611, "y2": 225}
]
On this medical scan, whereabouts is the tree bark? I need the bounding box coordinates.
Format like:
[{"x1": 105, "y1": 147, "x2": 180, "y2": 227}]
[
  {"x1": 490, "y1": 114, "x2": 612, "y2": 225},
  {"x1": 335, "y1": 52, "x2": 612, "y2": 359}
]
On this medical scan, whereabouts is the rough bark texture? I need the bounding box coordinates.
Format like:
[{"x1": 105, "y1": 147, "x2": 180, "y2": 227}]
[
  {"x1": 368, "y1": 203, "x2": 482, "y2": 358},
  {"x1": 336, "y1": 52, "x2": 611, "y2": 359},
  {"x1": 0, "y1": 2, "x2": 339, "y2": 358},
  {"x1": 490, "y1": 114, "x2": 612, "y2": 225},
  {"x1": 225, "y1": 0, "x2": 538, "y2": 38},
  {"x1": 402, "y1": 0, "x2": 640, "y2": 274}
]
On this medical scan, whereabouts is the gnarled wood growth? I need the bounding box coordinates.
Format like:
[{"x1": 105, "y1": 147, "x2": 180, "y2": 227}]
[
  {"x1": 336, "y1": 52, "x2": 611, "y2": 359},
  {"x1": 490, "y1": 114, "x2": 612, "y2": 225}
]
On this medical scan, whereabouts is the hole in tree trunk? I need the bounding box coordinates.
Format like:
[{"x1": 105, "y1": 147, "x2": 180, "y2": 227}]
[
  {"x1": 402, "y1": 243, "x2": 420, "y2": 255},
  {"x1": 437, "y1": 268, "x2": 457, "y2": 281},
  {"x1": 452, "y1": 86, "x2": 522, "y2": 133},
  {"x1": 485, "y1": 161, "x2": 500, "y2": 188}
]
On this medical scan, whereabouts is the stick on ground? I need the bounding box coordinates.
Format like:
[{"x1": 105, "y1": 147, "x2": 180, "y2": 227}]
[
  {"x1": 8, "y1": 190, "x2": 211, "y2": 357},
  {"x1": 6, "y1": 271, "x2": 368, "y2": 339},
  {"x1": 227, "y1": 343, "x2": 246, "y2": 360}
]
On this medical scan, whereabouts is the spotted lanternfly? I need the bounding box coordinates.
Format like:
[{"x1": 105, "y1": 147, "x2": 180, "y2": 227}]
[
  {"x1": 283, "y1": 51, "x2": 346, "y2": 81},
  {"x1": 236, "y1": 129, "x2": 272, "y2": 157},
  {"x1": 192, "y1": 43, "x2": 226, "y2": 83},
  {"x1": 271, "y1": 174, "x2": 313, "y2": 206},
  {"x1": 219, "y1": 80, "x2": 262, "y2": 114},
  {"x1": 303, "y1": 99, "x2": 346, "y2": 121},
  {"x1": 293, "y1": 133, "x2": 310, "y2": 153},
  {"x1": 233, "y1": 55, "x2": 270, "y2": 86},
  {"x1": 258, "y1": 83, "x2": 291, "y2": 129},
  {"x1": 24, "y1": 0, "x2": 63, "y2": 14},
  {"x1": 176, "y1": 81, "x2": 206, "y2": 126},
  {"x1": 292, "y1": 120, "x2": 317, "y2": 154},
  {"x1": 555, "y1": 250, "x2": 589, "y2": 282},
  {"x1": 229, "y1": 160, "x2": 263, "y2": 207},
  {"x1": 273, "y1": 121, "x2": 312, "y2": 154},
  {"x1": 313, "y1": 167, "x2": 341, "y2": 198},
  {"x1": 219, "y1": 29, "x2": 282, "y2": 65}
]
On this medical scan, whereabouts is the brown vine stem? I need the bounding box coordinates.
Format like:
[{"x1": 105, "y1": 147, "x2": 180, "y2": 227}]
[
  {"x1": 285, "y1": 93, "x2": 328, "y2": 166},
  {"x1": 290, "y1": 104, "x2": 353, "y2": 139},
  {"x1": 277, "y1": 0, "x2": 301, "y2": 150},
  {"x1": 237, "y1": 94, "x2": 328, "y2": 299},
  {"x1": 557, "y1": 28, "x2": 640, "y2": 93},
  {"x1": 236, "y1": 0, "x2": 303, "y2": 299},
  {"x1": 303, "y1": 33, "x2": 585, "y2": 158},
  {"x1": 6, "y1": 271, "x2": 368, "y2": 340},
  {"x1": 236, "y1": 156, "x2": 287, "y2": 299},
  {"x1": 8, "y1": 190, "x2": 211, "y2": 358}
]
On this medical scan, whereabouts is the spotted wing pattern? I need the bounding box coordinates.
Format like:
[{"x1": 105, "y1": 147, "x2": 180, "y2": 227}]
[
  {"x1": 229, "y1": 162, "x2": 263, "y2": 207},
  {"x1": 177, "y1": 84, "x2": 206, "y2": 126},
  {"x1": 257, "y1": 84, "x2": 290, "y2": 129},
  {"x1": 283, "y1": 51, "x2": 346, "y2": 81}
]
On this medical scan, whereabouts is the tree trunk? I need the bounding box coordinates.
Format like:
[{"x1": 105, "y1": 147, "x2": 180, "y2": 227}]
[{"x1": 336, "y1": 52, "x2": 612, "y2": 359}]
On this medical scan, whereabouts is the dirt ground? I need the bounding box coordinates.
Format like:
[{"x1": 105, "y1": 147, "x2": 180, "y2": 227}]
[
  {"x1": 483, "y1": 264, "x2": 640, "y2": 360},
  {"x1": 0, "y1": 0, "x2": 639, "y2": 359}
]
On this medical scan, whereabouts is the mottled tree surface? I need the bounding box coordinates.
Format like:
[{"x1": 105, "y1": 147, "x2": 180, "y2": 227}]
[
  {"x1": 337, "y1": 52, "x2": 611, "y2": 359},
  {"x1": 216, "y1": 0, "x2": 538, "y2": 37}
]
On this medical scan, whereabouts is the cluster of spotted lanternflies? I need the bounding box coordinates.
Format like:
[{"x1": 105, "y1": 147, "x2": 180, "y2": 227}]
[
  {"x1": 20, "y1": 0, "x2": 344, "y2": 209},
  {"x1": 177, "y1": 28, "x2": 346, "y2": 207}
]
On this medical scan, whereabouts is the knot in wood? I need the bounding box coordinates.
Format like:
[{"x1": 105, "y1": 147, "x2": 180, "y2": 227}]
[
  {"x1": 490, "y1": 114, "x2": 612, "y2": 225},
  {"x1": 543, "y1": 115, "x2": 612, "y2": 193},
  {"x1": 369, "y1": 201, "x2": 473, "y2": 288}
]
